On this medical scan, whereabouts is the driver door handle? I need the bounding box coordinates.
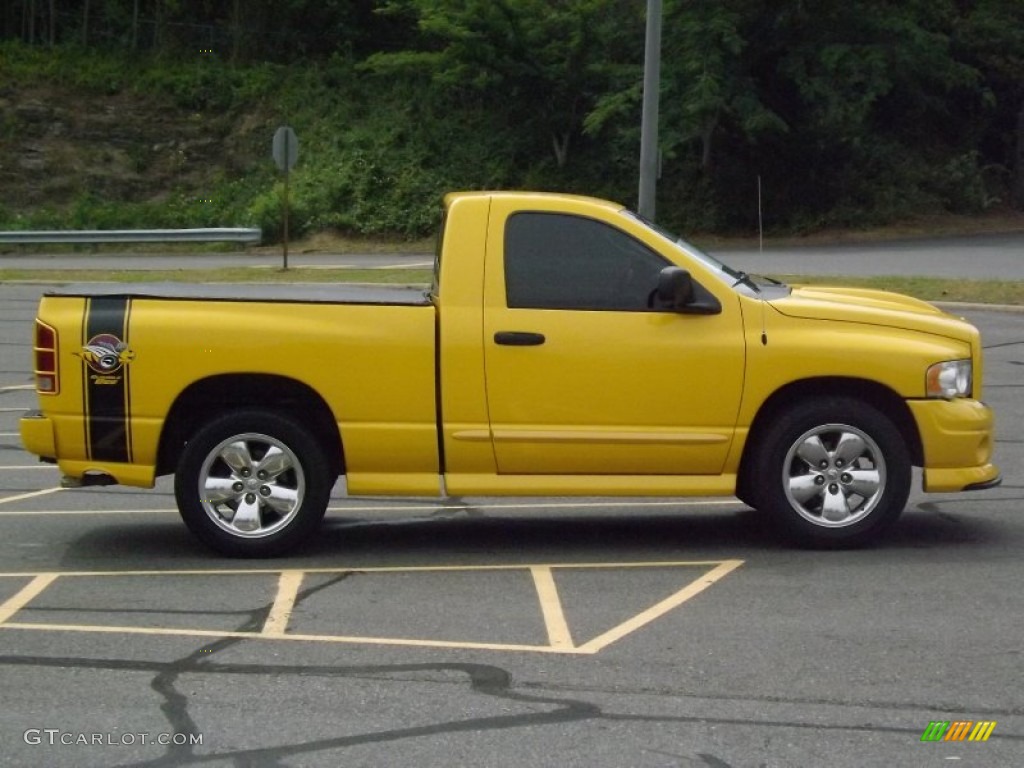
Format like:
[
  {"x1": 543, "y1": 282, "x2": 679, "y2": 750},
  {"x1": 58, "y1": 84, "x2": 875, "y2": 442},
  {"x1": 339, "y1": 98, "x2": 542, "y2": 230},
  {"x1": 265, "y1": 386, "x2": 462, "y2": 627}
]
[{"x1": 494, "y1": 331, "x2": 546, "y2": 346}]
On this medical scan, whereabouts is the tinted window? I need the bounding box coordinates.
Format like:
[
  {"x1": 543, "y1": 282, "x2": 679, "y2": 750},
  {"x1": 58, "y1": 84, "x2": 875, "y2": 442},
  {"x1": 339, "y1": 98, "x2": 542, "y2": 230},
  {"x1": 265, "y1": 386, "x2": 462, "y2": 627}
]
[{"x1": 504, "y1": 212, "x2": 669, "y2": 311}]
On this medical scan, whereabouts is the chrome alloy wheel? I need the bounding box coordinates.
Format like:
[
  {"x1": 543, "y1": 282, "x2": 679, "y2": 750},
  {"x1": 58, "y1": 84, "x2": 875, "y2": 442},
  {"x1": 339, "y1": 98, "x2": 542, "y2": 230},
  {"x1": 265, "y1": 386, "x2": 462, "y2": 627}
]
[
  {"x1": 197, "y1": 432, "x2": 306, "y2": 538},
  {"x1": 782, "y1": 423, "x2": 886, "y2": 528}
]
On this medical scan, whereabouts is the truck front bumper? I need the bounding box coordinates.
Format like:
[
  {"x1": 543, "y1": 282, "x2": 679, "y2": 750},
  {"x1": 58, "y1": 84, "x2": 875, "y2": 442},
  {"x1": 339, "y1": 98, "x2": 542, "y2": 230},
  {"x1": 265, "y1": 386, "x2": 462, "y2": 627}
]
[{"x1": 907, "y1": 398, "x2": 1001, "y2": 493}]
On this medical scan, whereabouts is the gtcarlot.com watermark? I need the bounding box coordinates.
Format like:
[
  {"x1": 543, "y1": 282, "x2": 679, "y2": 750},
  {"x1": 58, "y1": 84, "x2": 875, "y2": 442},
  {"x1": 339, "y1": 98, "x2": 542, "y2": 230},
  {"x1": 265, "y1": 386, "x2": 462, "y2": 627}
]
[{"x1": 24, "y1": 729, "x2": 203, "y2": 747}]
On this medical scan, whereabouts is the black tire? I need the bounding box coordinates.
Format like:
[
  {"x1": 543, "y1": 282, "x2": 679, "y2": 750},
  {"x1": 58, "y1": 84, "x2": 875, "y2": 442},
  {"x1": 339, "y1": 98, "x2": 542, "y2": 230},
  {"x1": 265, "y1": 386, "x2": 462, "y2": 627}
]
[
  {"x1": 174, "y1": 410, "x2": 333, "y2": 557},
  {"x1": 747, "y1": 397, "x2": 911, "y2": 548}
]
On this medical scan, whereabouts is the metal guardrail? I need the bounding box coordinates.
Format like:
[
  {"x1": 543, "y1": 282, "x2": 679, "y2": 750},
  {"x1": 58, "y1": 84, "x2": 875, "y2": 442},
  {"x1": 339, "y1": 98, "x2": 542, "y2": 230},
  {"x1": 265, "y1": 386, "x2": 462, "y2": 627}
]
[{"x1": 0, "y1": 228, "x2": 261, "y2": 245}]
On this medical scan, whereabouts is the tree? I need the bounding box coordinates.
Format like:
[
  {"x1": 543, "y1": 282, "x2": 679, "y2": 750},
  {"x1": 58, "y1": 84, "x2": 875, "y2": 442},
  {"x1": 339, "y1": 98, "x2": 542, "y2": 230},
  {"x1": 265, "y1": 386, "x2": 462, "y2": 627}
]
[
  {"x1": 367, "y1": 0, "x2": 642, "y2": 170},
  {"x1": 954, "y1": 0, "x2": 1024, "y2": 208}
]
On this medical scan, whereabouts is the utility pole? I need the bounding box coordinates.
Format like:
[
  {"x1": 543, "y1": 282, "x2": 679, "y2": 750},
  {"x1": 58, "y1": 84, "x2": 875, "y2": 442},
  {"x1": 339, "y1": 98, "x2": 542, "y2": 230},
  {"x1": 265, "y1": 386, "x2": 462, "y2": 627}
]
[{"x1": 638, "y1": 0, "x2": 662, "y2": 220}]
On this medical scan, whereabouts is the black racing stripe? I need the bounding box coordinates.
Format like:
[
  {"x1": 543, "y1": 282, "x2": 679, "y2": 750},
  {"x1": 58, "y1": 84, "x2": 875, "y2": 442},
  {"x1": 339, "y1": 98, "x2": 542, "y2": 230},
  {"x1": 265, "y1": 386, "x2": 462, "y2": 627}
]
[
  {"x1": 81, "y1": 299, "x2": 91, "y2": 457},
  {"x1": 123, "y1": 300, "x2": 134, "y2": 461},
  {"x1": 83, "y1": 296, "x2": 132, "y2": 463}
]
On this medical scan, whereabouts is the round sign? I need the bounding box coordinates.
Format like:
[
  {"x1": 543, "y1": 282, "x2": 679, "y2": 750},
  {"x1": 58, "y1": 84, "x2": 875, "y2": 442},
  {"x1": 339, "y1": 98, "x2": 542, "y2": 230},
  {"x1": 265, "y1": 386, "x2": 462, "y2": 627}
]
[{"x1": 272, "y1": 126, "x2": 299, "y2": 171}]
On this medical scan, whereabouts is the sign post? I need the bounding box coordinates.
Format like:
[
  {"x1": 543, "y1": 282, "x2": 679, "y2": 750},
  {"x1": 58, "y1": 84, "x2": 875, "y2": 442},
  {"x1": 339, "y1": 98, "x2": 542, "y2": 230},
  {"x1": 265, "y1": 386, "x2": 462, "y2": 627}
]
[
  {"x1": 272, "y1": 126, "x2": 299, "y2": 270},
  {"x1": 638, "y1": 0, "x2": 662, "y2": 221}
]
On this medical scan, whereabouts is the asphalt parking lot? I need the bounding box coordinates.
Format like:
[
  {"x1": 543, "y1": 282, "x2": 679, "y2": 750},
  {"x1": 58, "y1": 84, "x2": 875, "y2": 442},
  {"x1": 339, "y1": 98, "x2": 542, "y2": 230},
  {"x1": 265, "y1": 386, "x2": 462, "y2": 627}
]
[{"x1": 0, "y1": 283, "x2": 1022, "y2": 767}]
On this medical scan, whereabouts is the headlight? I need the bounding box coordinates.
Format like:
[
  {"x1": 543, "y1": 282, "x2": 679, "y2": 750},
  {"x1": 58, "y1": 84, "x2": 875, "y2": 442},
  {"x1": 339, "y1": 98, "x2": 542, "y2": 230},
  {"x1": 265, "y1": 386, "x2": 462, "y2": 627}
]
[{"x1": 926, "y1": 360, "x2": 972, "y2": 399}]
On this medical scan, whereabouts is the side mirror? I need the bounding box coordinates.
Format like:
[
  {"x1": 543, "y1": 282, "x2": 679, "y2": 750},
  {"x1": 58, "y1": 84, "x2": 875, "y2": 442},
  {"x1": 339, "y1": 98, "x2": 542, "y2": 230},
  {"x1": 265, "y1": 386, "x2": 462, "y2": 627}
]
[
  {"x1": 653, "y1": 266, "x2": 722, "y2": 315},
  {"x1": 656, "y1": 266, "x2": 694, "y2": 309}
]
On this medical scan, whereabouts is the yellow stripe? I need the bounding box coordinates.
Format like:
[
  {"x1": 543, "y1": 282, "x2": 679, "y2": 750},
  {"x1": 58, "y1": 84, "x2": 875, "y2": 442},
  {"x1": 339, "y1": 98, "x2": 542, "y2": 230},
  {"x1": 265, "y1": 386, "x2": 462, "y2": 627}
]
[
  {"x1": 0, "y1": 499, "x2": 740, "y2": 517},
  {"x1": 0, "y1": 488, "x2": 64, "y2": 506},
  {"x1": 262, "y1": 570, "x2": 304, "y2": 636},
  {"x1": 0, "y1": 560, "x2": 739, "y2": 578},
  {"x1": 577, "y1": 559, "x2": 744, "y2": 654},
  {"x1": 969, "y1": 721, "x2": 996, "y2": 742},
  {"x1": 2, "y1": 621, "x2": 575, "y2": 654},
  {"x1": 0, "y1": 574, "x2": 58, "y2": 624},
  {"x1": 530, "y1": 566, "x2": 574, "y2": 650},
  {"x1": 0, "y1": 561, "x2": 744, "y2": 654}
]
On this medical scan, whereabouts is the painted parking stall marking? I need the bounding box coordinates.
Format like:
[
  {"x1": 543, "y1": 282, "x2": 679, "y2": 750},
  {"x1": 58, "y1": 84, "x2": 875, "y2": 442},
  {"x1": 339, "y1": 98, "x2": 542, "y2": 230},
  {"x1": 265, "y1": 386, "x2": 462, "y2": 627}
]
[
  {"x1": 0, "y1": 561, "x2": 742, "y2": 655},
  {"x1": 0, "y1": 497, "x2": 742, "y2": 515},
  {"x1": 0, "y1": 487, "x2": 64, "y2": 505}
]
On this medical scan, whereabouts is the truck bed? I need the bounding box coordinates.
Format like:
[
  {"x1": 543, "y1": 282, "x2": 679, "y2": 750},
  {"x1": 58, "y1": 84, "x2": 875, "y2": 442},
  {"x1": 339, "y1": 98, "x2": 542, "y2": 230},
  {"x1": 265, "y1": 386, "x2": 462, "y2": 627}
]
[{"x1": 45, "y1": 282, "x2": 432, "y2": 306}]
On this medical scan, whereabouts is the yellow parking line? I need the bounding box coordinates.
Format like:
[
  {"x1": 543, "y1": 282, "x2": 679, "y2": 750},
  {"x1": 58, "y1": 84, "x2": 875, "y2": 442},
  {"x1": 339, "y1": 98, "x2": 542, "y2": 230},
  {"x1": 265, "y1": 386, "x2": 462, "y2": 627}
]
[
  {"x1": 262, "y1": 570, "x2": 304, "y2": 637},
  {"x1": 1, "y1": 621, "x2": 573, "y2": 654},
  {"x1": 0, "y1": 498, "x2": 744, "y2": 516},
  {"x1": 0, "y1": 573, "x2": 58, "y2": 624},
  {"x1": 0, "y1": 561, "x2": 743, "y2": 654},
  {"x1": 530, "y1": 566, "x2": 574, "y2": 650},
  {"x1": 576, "y1": 559, "x2": 744, "y2": 654},
  {"x1": 0, "y1": 508, "x2": 177, "y2": 516},
  {"x1": 0, "y1": 561, "x2": 736, "y2": 578},
  {"x1": 0, "y1": 487, "x2": 63, "y2": 506}
]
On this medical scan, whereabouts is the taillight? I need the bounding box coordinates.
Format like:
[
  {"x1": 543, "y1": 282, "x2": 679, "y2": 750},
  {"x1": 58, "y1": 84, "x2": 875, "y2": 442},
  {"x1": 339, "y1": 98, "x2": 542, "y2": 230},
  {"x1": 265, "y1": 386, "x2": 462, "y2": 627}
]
[{"x1": 34, "y1": 320, "x2": 59, "y2": 394}]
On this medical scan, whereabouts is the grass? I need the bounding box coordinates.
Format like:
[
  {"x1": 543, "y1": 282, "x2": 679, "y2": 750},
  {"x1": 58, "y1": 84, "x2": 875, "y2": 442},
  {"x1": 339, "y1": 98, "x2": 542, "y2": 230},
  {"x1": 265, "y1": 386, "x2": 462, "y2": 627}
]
[
  {"x1": 693, "y1": 209, "x2": 1024, "y2": 250},
  {"x1": 1, "y1": 267, "x2": 1020, "y2": 305},
  {"x1": 772, "y1": 275, "x2": 1024, "y2": 306}
]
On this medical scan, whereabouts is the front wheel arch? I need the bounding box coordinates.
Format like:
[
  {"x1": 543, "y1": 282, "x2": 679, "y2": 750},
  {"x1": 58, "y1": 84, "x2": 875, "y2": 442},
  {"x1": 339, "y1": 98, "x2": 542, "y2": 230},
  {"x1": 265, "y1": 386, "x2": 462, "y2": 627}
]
[
  {"x1": 737, "y1": 378, "x2": 921, "y2": 507},
  {"x1": 741, "y1": 395, "x2": 912, "y2": 547}
]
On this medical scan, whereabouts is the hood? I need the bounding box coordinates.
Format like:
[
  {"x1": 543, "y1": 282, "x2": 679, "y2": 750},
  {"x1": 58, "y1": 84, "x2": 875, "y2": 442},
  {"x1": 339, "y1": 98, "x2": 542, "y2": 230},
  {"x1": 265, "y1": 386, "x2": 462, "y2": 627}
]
[{"x1": 768, "y1": 284, "x2": 975, "y2": 342}]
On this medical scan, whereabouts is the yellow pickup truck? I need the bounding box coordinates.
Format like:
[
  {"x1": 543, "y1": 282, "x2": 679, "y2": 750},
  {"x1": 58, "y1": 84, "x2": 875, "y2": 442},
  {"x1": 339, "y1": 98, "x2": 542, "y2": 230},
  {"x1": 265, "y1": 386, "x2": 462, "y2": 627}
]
[{"x1": 20, "y1": 191, "x2": 1000, "y2": 555}]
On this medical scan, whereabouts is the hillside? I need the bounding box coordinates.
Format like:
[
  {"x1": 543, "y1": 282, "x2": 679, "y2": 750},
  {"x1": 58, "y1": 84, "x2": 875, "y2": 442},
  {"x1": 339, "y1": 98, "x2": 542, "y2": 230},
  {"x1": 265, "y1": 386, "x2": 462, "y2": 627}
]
[
  {"x1": 2, "y1": 85, "x2": 259, "y2": 208},
  {"x1": 1, "y1": 21, "x2": 1021, "y2": 243},
  {"x1": 0, "y1": 43, "x2": 507, "y2": 240}
]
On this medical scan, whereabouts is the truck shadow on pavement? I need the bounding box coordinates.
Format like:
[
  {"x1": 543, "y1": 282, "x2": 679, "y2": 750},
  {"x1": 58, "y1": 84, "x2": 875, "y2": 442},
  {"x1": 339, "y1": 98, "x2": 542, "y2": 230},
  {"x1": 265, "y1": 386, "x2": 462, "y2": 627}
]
[{"x1": 49, "y1": 502, "x2": 1017, "y2": 569}]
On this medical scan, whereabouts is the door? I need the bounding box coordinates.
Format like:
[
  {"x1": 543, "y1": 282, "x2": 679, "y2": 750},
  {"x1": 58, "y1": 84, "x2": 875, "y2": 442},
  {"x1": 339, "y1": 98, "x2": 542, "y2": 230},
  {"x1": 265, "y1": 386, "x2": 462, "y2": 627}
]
[{"x1": 483, "y1": 207, "x2": 746, "y2": 475}]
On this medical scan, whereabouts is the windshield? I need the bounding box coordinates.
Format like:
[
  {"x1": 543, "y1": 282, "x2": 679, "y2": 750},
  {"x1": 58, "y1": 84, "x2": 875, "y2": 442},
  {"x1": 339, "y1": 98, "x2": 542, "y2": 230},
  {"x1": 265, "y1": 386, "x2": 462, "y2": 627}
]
[{"x1": 624, "y1": 211, "x2": 775, "y2": 297}]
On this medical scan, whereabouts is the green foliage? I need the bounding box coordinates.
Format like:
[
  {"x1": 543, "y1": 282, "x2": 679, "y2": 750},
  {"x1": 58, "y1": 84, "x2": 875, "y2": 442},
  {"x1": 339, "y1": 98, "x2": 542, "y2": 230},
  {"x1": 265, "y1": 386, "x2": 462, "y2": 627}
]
[
  {"x1": 368, "y1": 0, "x2": 642, "y2": 171},
  {"x1": 0, "y1": 40, "x2": 130, "y2": 92},
  {"x1": 2, "y1": 0, "x2": 1023, "y2": 239}
]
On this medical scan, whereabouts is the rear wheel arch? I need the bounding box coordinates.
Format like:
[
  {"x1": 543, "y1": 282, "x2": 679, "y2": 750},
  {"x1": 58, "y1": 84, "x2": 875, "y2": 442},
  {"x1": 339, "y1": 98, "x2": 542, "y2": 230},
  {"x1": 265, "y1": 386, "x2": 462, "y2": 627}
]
[
  {"x1": 156, "y1": 374, "x2": 344, "y2": 478},
  {"x1": 174, "y1": 408, "x2": 332, "y2": 556}
]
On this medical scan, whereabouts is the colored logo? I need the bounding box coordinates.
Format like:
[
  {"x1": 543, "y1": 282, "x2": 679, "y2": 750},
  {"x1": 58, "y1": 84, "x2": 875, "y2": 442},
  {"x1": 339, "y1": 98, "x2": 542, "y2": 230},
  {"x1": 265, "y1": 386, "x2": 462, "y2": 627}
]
[
  {"x1": 920, "y1": 720, "x2": 996, "y2": 742},
  {"x1": 77, "y1": 334, "x2": 135, "y2": 374}
]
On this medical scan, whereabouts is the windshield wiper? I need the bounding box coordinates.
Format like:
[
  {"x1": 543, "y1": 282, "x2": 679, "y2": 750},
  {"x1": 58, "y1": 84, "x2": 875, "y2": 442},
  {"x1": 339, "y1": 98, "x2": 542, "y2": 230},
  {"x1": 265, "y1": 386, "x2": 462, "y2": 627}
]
[{"x1": 730, "y1": 271, "x2": 761, "y2": 292}]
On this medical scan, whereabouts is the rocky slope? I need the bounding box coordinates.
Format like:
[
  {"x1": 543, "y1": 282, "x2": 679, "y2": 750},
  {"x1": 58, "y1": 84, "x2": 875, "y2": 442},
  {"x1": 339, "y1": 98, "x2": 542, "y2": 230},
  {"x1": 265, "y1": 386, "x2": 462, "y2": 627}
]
[{"x1": 0, "y1": 83, "x2": 268, "y2": 216}]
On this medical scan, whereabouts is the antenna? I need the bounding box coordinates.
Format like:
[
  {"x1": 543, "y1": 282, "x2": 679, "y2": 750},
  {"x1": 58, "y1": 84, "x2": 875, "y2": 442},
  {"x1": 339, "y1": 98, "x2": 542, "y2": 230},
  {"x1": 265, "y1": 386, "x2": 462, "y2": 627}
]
[
  {"x1": 757, "y1": 174, "x2": 763, "y2": 254},
  {"x1": 761, "y1": 299, "x2": 768, "y2": 346},
  {"x1": 758, "y1": 174, "x2": 767, "y2": 345}
]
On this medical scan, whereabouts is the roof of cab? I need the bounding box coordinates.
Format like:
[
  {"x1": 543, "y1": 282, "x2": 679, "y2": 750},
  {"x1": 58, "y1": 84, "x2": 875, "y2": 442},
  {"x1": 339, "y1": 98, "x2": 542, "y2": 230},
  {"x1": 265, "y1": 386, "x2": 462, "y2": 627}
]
[{"x1": 442, "y1": 190, "x2": 623, "y2": 212}]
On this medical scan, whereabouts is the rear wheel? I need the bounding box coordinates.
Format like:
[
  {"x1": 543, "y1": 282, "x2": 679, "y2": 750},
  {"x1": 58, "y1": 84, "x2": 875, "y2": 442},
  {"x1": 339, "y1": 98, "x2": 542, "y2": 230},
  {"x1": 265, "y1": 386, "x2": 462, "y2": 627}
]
[
  {"x1": 174, "y1": 410, "x2": 332, "y2": 557},
  {"x1": 748, "y1": 397, "x2": 911, "y2": 547}
]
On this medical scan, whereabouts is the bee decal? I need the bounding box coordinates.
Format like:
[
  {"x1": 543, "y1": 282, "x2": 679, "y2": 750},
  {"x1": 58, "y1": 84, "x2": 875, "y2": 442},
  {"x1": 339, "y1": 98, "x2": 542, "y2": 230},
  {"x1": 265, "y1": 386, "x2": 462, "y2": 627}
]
[{"x1": 77, "y1": 334, "x2": 135, "y2": 374}]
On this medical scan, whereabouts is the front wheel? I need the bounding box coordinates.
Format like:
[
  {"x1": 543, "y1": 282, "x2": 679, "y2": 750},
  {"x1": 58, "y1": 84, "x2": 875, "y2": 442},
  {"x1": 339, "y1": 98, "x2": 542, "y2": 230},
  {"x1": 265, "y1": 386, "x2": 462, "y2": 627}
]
[
  {"x1": 748, "y1": 397, "x2": 911, "y2": 547},
  {"x1": 175, "y1": 410, "x2": 333, "y2": 557}
]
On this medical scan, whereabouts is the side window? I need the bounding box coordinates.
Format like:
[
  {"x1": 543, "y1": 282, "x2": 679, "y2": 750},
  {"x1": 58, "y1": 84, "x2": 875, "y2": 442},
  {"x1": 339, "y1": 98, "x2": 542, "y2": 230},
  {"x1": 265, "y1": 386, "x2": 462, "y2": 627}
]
[
  {"x1": 504, "y1": 212, "x2": 669, "y2": 311},
  {"x1": 430, "y1": 207, "x2": 447, "y2": 301}
]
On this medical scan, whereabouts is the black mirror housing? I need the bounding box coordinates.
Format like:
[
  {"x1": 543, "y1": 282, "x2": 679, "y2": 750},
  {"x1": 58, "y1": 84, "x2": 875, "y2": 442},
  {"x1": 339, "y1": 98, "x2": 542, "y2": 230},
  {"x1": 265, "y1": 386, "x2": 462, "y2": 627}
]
[
  {"x1": 656, "y1": 267, "x2": 693, "y2": 308},
  {"x1": 654, "y1": 266, "x2": 722, "y2": 315}
]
